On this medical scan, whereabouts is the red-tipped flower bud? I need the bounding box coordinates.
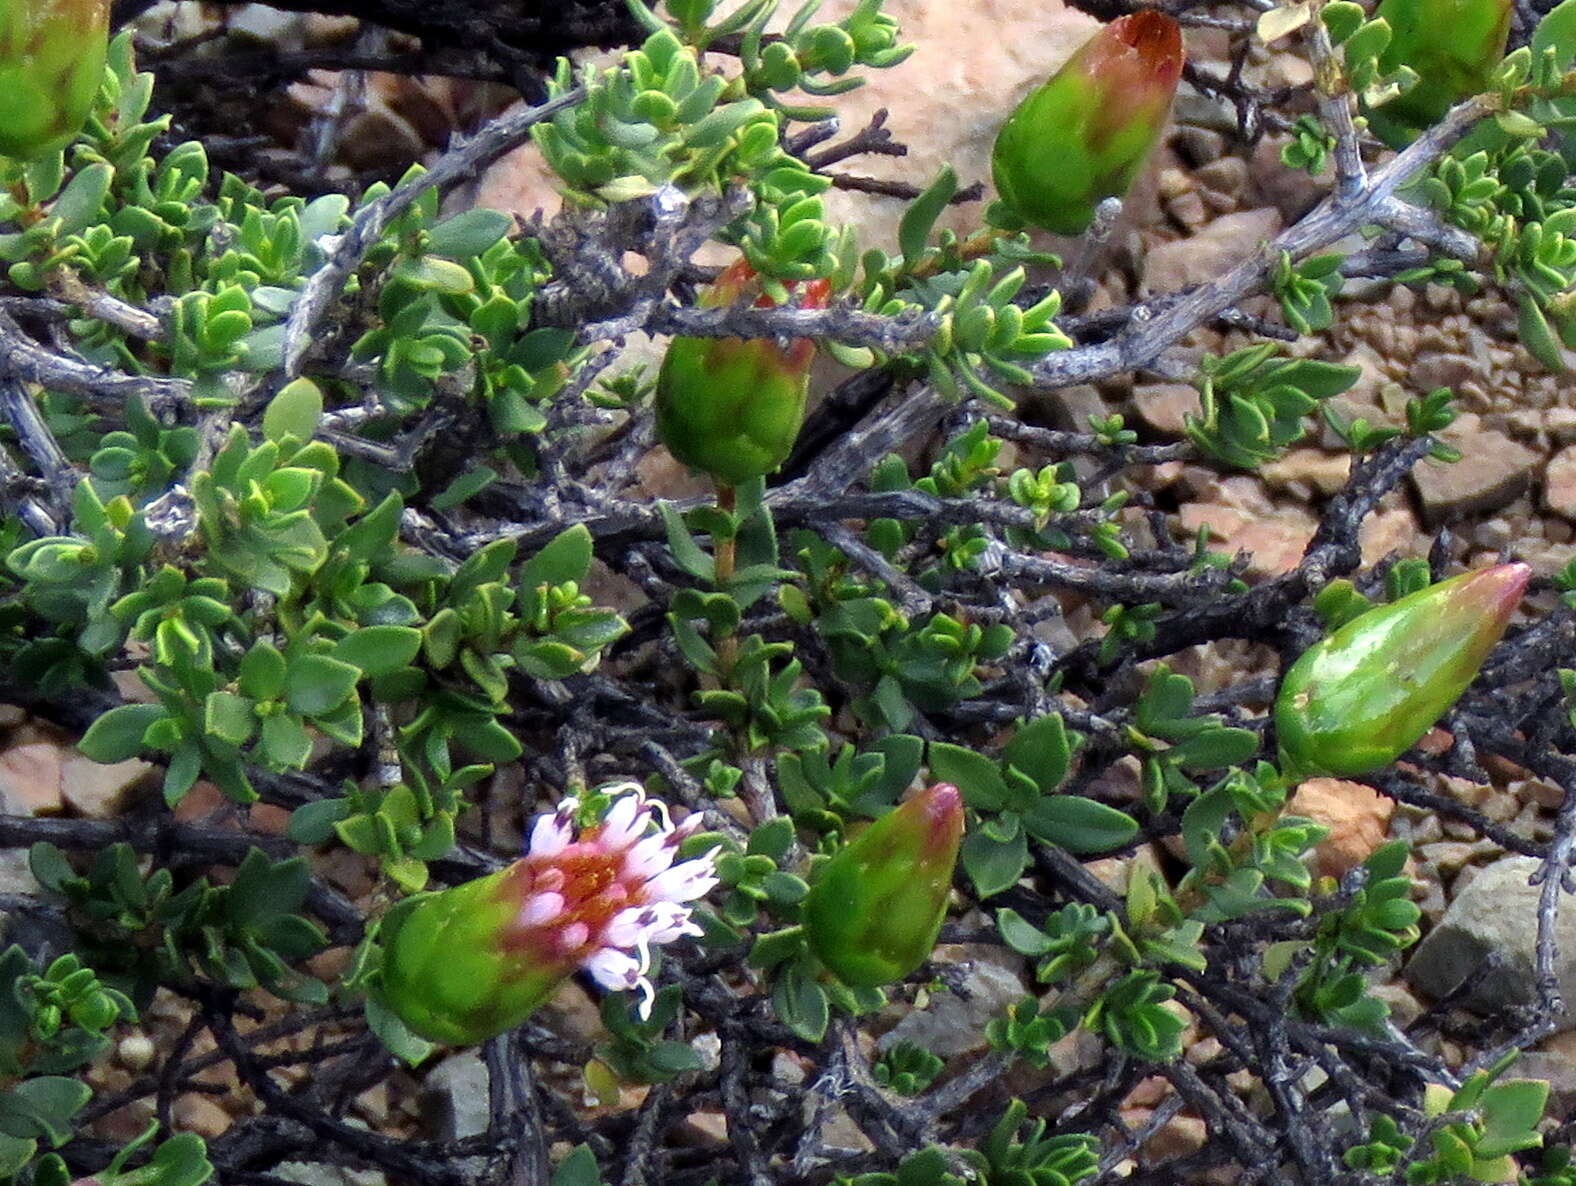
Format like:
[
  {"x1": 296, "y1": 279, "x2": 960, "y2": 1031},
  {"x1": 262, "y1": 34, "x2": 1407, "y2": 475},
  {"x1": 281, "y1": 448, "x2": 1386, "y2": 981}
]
[
  {"x1": 1276, "y1": 564, "x2": 1530, "y2": 778},
  {"x1": 1364, "y1": 0, "x2": 1511, "y2": 148},
  {"x1": 655, "y1": 258, "x2": 832, "y2": 487},
  {"x1": 379, "y1": 784, "x2": 719, "y2": 1045},
  {"x1": 0, "y1": 0, "x2": 108, "y2": 160},
  {"x1": 803, "y1": 783, "x2": 965, "y2": 987},
  {"x1": 991, "y1": 12, "x2": 1183, "y2": 235}
]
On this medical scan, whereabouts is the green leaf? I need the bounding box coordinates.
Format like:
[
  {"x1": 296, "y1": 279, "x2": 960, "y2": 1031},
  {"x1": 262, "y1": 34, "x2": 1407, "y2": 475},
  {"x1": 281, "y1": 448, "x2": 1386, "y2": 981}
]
[
  {"x1": 365, "y1": 997, "x2": 436, "y2": 1066},
  {"x1": 78, "y1": 704, "x2": 164, "y2": 763},
  {"x1": 899, "y1": 165, "x2": 956, "y2": 267},
  {"x1": 928, "y1": 742, "x2": 1009, "y2": 812},
  {"x1": 262, "y1": 378, "x2": 323, "y2": 444},
  {"x1": 521, "y1": 524, "x2": 594, "y2": 590},
  {"x1": 1002, "y1": 714, "x2": 1072, "y2": 794},
  {"x1": 1477, "y1": 1079, "x2": 1549, "y2": 1156},
  {"x1": 333, "y1": 626, "x2": 423, "y2": 676},
  {"x1": 284, "y1": 654, "x2": 362, "y2": 717},
  {"x1": 961, "y1": 825, "x2": 1028, "y2": 898},
  {"x1": 1534, "y1": 0, "x2": 1576, "y2": 65},
  {"x1": 203, "y1": 691, "x2": 257, "y2": 747},
  {"x1": 1022, "y1": 796, "x2": 1138, "y2": 854},
  {"x1": 551, "y1": 1145, "x2": 606, "y2": 1186},
  {"x1": 238, "y1": 642, "x2": 288, "y2": 700},
  {"x1": 427, "y1": 208, "x2": 512, "y2": 258},
  {"x1": 773, "y1": 961, "x2": 829, "y2": 1042},
  {"x1": 1518, "y1": 292, "x2": 1567, "y2": 373}
]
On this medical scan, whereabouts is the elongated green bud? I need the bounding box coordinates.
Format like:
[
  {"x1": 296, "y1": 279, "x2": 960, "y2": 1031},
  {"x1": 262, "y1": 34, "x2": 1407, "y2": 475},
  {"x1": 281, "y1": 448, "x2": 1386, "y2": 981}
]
[
  {"x1": 0, "y1": 0, "x2": 108, "y2": 160},
  {"x1": 1275, "y1": 563, "x2": 1529, "y2": 778},
  {"x1": 379, "y1": 784, "x2": 718, "y2": 1045},
  {"x1": 804, "y1": 783, "x2": 964, "y2": 987},
  {"x1": 991, "y1": 12, "x2": 1183, "y2": 235},
  {"x1": 655, "y1": 258, "x2": 832, "y2": 486},
  {"x1": 1365, "y1": 0, "x2": 1511, "y2": 148}
]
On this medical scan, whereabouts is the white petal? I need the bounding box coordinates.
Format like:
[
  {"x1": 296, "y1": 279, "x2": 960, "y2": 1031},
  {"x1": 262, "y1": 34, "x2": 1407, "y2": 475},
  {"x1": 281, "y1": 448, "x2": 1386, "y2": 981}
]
[
  {"x1": 557, "y1": 921, "x2": 590, "y2": 952},
  {"x1": 604, "y1": 906, "x2": 655, "y2": 949},
  {"x1": 530, "y1": 802, "x2": 576, "y2": 859},
  {"x1": 599, "y1": 791, "x2": 650, "y2": 852},
  {"x1": 641, "y1": 901, "x2": 702, "y2": 944},
  {"x1": 624, "y1": 833, "x2": 678, "y2": 882},
  {"x1": 645, "y1": 853, "x2": 721, "y2": 903},
  {"x1": 584, "y1": 947, "x2": 644, "y2": 991}
]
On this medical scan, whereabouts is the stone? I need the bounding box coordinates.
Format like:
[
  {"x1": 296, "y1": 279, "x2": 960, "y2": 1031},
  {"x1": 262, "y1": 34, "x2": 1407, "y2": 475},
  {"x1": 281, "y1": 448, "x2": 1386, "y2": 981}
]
[
  {"x1": 1250, "y1": 136, "x2": 1325, "y2": 222},
  {"x1": 1037, "y1": 384, "x2": 1107, "y2": 433},
  {"x1": 1404, "y1": 855, "x2": 1576, "y2": 1029},
  {"x1": 423, "y1": 1051, "x2": 490, "y2": 1140},
  {"x1": 1545, "y1": 446, "x2": 1576, "y2": 519},
  {"x1": 1193, "y1": 156, "x2": 1249, "y2": 203},
  {"x1": 1259, "y1": 449, "x2": 1350, "y2": 497},
  {"x1": 1179, "y1": 502, "x2": 1317, "y2": 577},
  {"x1": 60, "y1": 751, "x2": 152, "y2": 818},
  {"x1": 877, "y1": 958, "x2": 1025, "y2": 1057},
  {"x1": 1288, "y1": 779, "x2": 1395, "y2": 878},
  {"x1": 1410, "y1": 415, "x2": 1539, "y2": 527},
  {"x1": 1173, "y1": 126, "x2": 1225, "y2": 168},
  {"x1": 1133, "y1": 383, "x2": 1199, "y2": 434},
  {"x1": 1359, "y1": 505, "x2": 1424, "y2": 566},
  {"x1": 173, "y1": 1095, "x2": 232, "y2": 1138},
  {"x1": 0, "y1": 705, "x2": 25, "y2": 727},
  {"x1": 1142, "y1": 208, "x2": 1283, "y2": 294},
  {"x1": 0, "y1": 732, "x2": 64, "y2": 817},
  {"x1": 273, "y1": 1164, "x2": 387, "y2": 1186}
]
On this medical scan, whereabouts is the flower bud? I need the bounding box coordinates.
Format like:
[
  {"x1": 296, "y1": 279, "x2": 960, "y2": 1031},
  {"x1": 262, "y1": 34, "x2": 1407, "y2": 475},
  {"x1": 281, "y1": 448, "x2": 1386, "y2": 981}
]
[
  {"x1": 991, "y1": 12, "x2": 1183, "y2": 235},
  {"x1": 655, "y1": 258, "x2": 832, "y2": 487},
  {"x1": 1365, "y1": 0, "x2": 1511, "y2": 148},
  {"x1": 0, "y1": 0, "x2": 108, "y2": 160},
  {"x1": 1276, "y1": 563, "x2": 1529, "y2": 778},
  {"x1": 804, "y1": 783, "x2": 964, "y2": 987},
  {"x1": 379, "y1": 784, "x2": 719, "y2": 1045}
]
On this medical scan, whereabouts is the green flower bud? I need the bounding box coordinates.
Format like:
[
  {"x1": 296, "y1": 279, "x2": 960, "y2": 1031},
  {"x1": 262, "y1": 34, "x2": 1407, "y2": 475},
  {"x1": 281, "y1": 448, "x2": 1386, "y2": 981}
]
[
  {"x1": 655, "y1": 258, "x2": 832, "y2": 487},
  {"x1": 0, "y1": 0, "x2": 108, "y2": 160},
  {"x1": 804, "y1": 783, "x2": 965, "y2": 987},
  {"x1": 1275, "y1": 563, "x2": 1529, "y2": 778},
  {"x1": 1364, "y1": 0, "x2": 1511, "y2": 148},
  {"x1": 379, "y1": 785, "x2": 719, "y2": 1045},
  {"x1": 991, "y1": 12, "x2": 1184, "y2": 235}
]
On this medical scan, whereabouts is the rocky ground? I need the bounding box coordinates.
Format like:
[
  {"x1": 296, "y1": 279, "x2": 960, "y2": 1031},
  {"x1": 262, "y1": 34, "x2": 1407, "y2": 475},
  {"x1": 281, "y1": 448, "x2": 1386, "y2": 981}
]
[{"x1": 6, "y1": 0, "x2": 1576, "y2": 1175}]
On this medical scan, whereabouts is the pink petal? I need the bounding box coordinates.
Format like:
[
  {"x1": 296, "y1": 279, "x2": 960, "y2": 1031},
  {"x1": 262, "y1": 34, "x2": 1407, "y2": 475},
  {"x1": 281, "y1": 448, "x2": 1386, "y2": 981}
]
[{"x1": 518, "y1": 891, "x2": 565, "y2": 928}]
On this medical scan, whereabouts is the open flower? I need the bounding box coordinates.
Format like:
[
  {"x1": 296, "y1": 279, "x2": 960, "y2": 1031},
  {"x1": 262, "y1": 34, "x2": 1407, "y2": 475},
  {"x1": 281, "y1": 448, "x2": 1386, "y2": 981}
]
[{"x1": 379, "y1": 782, "x2": 720, "y2": 1045}]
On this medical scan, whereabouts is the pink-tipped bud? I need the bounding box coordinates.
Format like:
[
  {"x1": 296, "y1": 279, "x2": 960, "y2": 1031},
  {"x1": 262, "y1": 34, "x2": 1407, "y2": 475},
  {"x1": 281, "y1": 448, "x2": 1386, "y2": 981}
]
[
  {"x1": 803, "y1": 784, "x2": 965, "y2": 987},
  {"x1": 991, "y1": 12, "x2": 1184, "y2": 235},
  {"x1": 1276, "y1": 563, "x2": 1530, "y2": 778}
]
